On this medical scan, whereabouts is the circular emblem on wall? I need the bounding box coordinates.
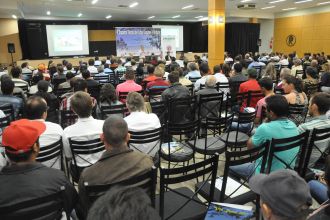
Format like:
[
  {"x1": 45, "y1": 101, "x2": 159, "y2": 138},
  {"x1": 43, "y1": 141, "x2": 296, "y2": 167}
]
[{"x1": 286, "y1": 35, "x2": 296, "y2": 47}]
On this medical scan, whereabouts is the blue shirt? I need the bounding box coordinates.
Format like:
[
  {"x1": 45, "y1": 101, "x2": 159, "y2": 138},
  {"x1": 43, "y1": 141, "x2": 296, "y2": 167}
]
[
  {"x1": 185, "y1": 70, "x2": 201, "y2": 79},
  {"x1": 252, "y1": 119, "x2": 299, "y2": 173},
  {"x1": 0, "y1": 95, "x2": 24, "y2": 118},
  {"x1": 248, "y1": 61, "x2": 265, "y2": 69}
]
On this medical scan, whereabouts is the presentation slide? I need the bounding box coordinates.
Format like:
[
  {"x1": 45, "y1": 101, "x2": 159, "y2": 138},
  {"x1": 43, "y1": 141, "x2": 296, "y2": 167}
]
[
  {"x1": 152, "y1": 25, "x2": 184, "y2": 51},
  {"x1": 46, "y1": 25, "x2": 89, "y2": 57}
]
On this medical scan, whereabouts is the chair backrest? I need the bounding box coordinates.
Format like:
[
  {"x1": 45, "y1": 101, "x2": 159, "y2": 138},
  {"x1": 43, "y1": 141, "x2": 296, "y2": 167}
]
[
  {"x1": 159, "y1": 154, "x2": 219, "y2": 220},
  {"x1": 0, "y1": 115, "x2": 10, "y2": 131},
  {"x1": 93, "y1": 75, "x2": 110, "y2": 84},
  {"x1": 100, "y1": 103, "x2": 127, "y2": 119},
  {"x1": 186, "y1": 84, "x2": 194, "y2": 96},
  {"x1": 288, "y1": 104, "x2": 308, "y2": 125},
  {"x1": 87, "y1": 85, "x2": 101, "y2": 101},
  {"x1": 302, "y1": 127, "x2": 330, "y2": 177},
  {"x1": 52, "y1": 78, "x2": 67, "y2": 90},
  {"x1": 128, "y1": 127, "x2": 163, "y2": 155},
  {"x1": 0, "y1": 103, "x2": 15, "y2": 122},
  {"x1": 150, "y1": 101, "x2": 166, "y2": 124},
  {"x1": 295, "y1": 69, "x2": 304, "y2": 78},
  {"x1": 167, "y1": 96, "x2": 196, "y2": 124},
  {"x1": 119, "y1": 90, "x2": 143, "y2": 102},
  {"x1": 205, "y1": 113, "x2": 234, "y2": 135},
  {"x1": 36, "y1": 138, "x2": 63, "y2": 170},
  {"x1": 266, "y1": 131, "x2": 309, "y2": 175},
  {"x1": 0, "y1": 186, "x2": 70, "y2": 220},
  {"x1": 189, "y1": 76, "x2": 201, "y2": 83},
  {"x1": 148, "y1": 88, "x2": 167, "y2": 102},
  {"x1": 247, "y1": 90, "x2": 264, "y2": 107},
  {"x1": 60, "y1": 110, "x2": 78, "y2": 128},
  {"x1": 84, "y1": 166, "x2": 157, "y2": 207},
  {"x1": 221, "y1": 142, "x2": 269, "y2": 201},
  {"x1": 55, "y1": 87, "x2": 72, "y2": 99},
  {"x1": 198, "y1": 92, "x2": 224, "y2": 119},
  {"x1": 16, "y1": 85, "x2": 28, "y2": 93},
  {"x1": 167, "y1": 120, "x2": 199, "y2": 137},
  {"x1": 216, "y1": 82, "x2": 230, "y2": 92}
]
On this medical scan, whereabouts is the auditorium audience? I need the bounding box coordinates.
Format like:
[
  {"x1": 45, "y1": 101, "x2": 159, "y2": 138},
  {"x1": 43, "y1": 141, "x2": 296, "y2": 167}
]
[
  {"x1": 115, "y1": 59, "x2": 126, "y2": 73},
  {"x1": 87, "y1": 58, "x2": 98, "y2": 74},
  {"x1": 238, "y1": 68, "x2": 262, "y2": 109},
  {"x1": 321, "y1": 63, "x2": 330, "y2": 92},
  {"x1": 276, "y1": 68, "x2": 291, "y2": 88},
  {"x1": 278, "y1": 54, "x2": 289, "y2": 66},
  {"x1": 255, "y1": 77, "x2": 274, "y2": 125},
  {"x1": 283, "y1": 75, "x2": 308, "y2": 105},
  {"x1": 178, "y1": 67, "x2": 192, "y2": 86},
  {"x1": 291, "y1": 58, "x2": 303, "y2": 77},
  {"x1": 146, "y1": 66, "x2": 169, "y2": 92},
  {"x1": 11, "y1": 66, "x2": 29, "y2": 88},
  {"x1": 264, "y1": 62, "x2": 277, "y2": 80},
  {"x1": 303, "y1": 66, "x2": 319, "y2": 97},
  {"x1": 116, "y1": 69, "x2": 142, "y2": 96},
  {"x1": 78, "y1": 116, "x2": 153, "y2": 215},
  {"x1": 143, "y1": 65, "x2": 157, "y2": 83},
  {"x1": 229, "y1": 63, "x2": 248, "y2": 83},
  {"x1": 82, "y1": 69, "x2": 99, "y2": 88},
  {"x1": 59, "y1": 71, "x2": 75, "y2": 89},
  {"x1": 53, "y1": 65, "x2": 66, "y2": 79},
  {"x1": 194, "y1": 62, "x2": 210, "y2": 91},
  {"x1": 248, "y1": 55, "x2": 265, "y2": 69},
  {"x1": 185, "y1": 62, "x2": 201, "y2": 79},
  {"x1": 161, "y1": 71, "x2": 190, "y2": 103}
]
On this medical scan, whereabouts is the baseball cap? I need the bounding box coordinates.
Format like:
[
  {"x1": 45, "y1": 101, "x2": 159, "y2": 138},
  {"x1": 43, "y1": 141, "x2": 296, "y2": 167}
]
[
  {"x1": 249, "y1": 169, "x2": 312, "y2": 218},
  {"x1": 38, "y1": 63, "x2": 46, "y2": 71},
  {"x1": 2, "y1": 119, "x2": 46, "y2": 154}
]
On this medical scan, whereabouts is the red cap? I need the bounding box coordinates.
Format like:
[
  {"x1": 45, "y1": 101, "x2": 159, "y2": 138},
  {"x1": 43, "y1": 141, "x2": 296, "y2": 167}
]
[{"x1": 2, "y1": 119, "x2": 46, "y2": 154}]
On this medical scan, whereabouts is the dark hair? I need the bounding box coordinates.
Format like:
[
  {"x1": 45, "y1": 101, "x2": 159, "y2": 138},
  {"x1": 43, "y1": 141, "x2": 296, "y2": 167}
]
[
  {"x1": 57, "y1": 65, "x2": 64, "y2": 74},
  {"x1": 1, "y1": 76, "x2": 15, "y2": 95},
  {"x1": 258, "y1": 77, "x2": 273, "y2": 91},
  {"x1": 25, "y1": 96, "x2": 47, "y2": 120},
  {"x1": 248, "y1": 68, "x2": 258, "y2": 79},
  {"x1": 100, "y1": 84, "x2": 118, "y2": 104},
  {"x1": 199, "y1": 63, "x2": 209, "y2": 75},
  {"x1": 265, "y1": 95, "x2": 289, "y2": 117},
  {"x1": 66, "y1": 63, "x2": 73, "y2": 70},
  {"x1": 125, "y1": 69, "x2": 135, "y2": 80},
  {"x1": 311, "y1": 92, "x2": 330, "y2": 115},
  {"x1": 170, "y1": 63, "x2": 180, "y2": 72},
  {"x1": 103, "y1": 116, "x2": 128, "y2": 146},
  {"x1": 213, "y1": 65, "x2": 221, "y2": 74},
  {"x1": 62, "y1": 59, "x2": 68, "y2": 66},
  {"x1": 5, "y1": 147, "x2": 34, "y2": 163},
  {"x1": 32, "y1": 72, "x2": 44, "y2": 85},
  {"x1": 82, "y1": 70, "x2": 91, "y2": 79},
  {"x1": 11, "y1": 66, "x2": 22, "y2": 78},
  {"x1": 88, "y1": 58, "x2": 95, "y2": 66},
  {"x1": 222, "y1": 63, "x2": 231, "y2": 77},
  {"x1": 87, "y1": 186, "x2": 160, "y2": 220},
  {"x1": 21, "y1": 62, "x2": 28, "y2": 68},
  {"x1": 73, "y1": 78, "x2": 87, "y2": 92},
  {"x1": 240, "y1": 60, "x2": 248, "y2": 69},
  {"x1": 147, "y1": 65, "x2": 155, "y2": 74},
  {"x1": 306, "y1": 67, "x2": 318, "y2": 79},
  {"x1": 71, "y1": 91, "x2": 93, "y2": 118},
  {"x1": 283, "y1": 75, "x2": 304, "y2": 93},
  {"x1": 168, "y1": 71, "x2": 180, "y2": 84},
  {"x1": 233, "y1": 63, "x2": 243, "y2": 73},
  {"x1": 37, "y1": 80, "x2": 49, "y2": 93},
  {"x1": 66, "y1": 72, "x2": 75, "y2": 80},
  {"x1": 253, "y1": 55, "x2": 259, "y2": 61}
]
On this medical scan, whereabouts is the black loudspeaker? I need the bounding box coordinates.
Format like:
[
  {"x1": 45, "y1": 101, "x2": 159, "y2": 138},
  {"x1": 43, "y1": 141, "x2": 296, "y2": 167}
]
[{"x1": 7, "y1": 43, "x2": 15, "y2": 53}]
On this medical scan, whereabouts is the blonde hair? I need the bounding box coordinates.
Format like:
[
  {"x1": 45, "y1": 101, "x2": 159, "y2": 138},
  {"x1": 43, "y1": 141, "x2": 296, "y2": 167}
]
[
  {"x1": 154, "y1": 66, "x2": 165, "y2": 78},
  {"x1": 126, "y1": 92, "x2": 145, "y2": 112}
]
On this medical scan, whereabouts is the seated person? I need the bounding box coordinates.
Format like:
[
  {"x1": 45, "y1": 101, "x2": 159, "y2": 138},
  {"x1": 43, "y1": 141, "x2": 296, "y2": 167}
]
[
  {"x1": 98, "y1": 84, "x2": 122, "y2": 118},
  {"x1": 82, "y1": 69, "x2": 99, "y2": 88},
  {"x1": 59, "y1": 71, "x2": 75, "y2": 89},
  {"x1": 124, "y1": 92, "x2": 161, "y2": 158},
  {"x1": 29, "y1": 72, "x2": 52, "y2": 94},
  {"x1": 161, "y1": 71, "x2": 190, "y2": 103},
  {"x1": 194, "y1": 63, "x2": 210, "y2": 92},
  {"x1": 303, "y1": 67, "x2": 319, "y2": 97},
  {"x1": 143, "y1": 65, "x2": 157, "y2": 83},
  {"x1": 320, "y1": 63, "x2": 330, "y2": 93},
  {"x1": 230, "y1": 95, "x2": 299, "y2": 178},
  {"x1": 146, "y1": 66, "x2": 169, "y2": 91},
  {"x1": 249, "y1": 169, "x2": 312, "y2": 220},
  {"x1": 116, "y1": 69, "x2": 142, "y2": 101},
  {"x1": 10, "y1": 66, "x2": 29, "y2": 88},
  {"x1": 185, "y1": 62, "x2": 201, "y2": 79},
  {"x1": 0, "y1": 119, "x2": 77, "y2": 217},
  {"x1": 35, "y1": 80, "x2": 59, "y2": 120},
  {"x1": 255, "y1": 77, "x2": 274, "y2": 125},
  {"x1": 78, "y1": 116, "x2": 153, "y2": 216}
]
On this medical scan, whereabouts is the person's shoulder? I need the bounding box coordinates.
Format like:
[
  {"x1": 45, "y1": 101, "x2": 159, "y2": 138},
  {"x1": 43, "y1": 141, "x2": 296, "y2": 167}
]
[
  {"x1": 131, "y1": 151, "x2": 153, "y2": 164},
  {"x1": 44, "y1": 121, "x2": 64, "y2": 132}
]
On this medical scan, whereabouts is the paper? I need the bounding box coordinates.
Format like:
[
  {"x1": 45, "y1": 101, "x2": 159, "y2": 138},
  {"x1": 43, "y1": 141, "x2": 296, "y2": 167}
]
[
  {"x1": 213, "y1": 177, "x2": 251, "y2": 198},
  {"x1": 161, "y1": 142, "x2": 184, "y2": 154}
]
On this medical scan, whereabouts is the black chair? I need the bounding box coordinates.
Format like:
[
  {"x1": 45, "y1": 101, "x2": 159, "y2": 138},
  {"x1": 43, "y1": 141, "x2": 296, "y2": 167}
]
[
  {"x1": 87, "y1": 85, "x2": 101, "y2": 101},
  {"x1": 55, "y1": 87, "x2": 72, "y2": 99},
  {"x1": 148, "y1": 87, "x2": 167, "y2": 102},
  {"x1": 246, "y1": 90, "x2": 264, "y2": 107},
  {"x1": 36, "y1": 138, "x2": 64, "y2": 171},
  {"x1": 150, "y1": 101, "x2": 166, "y2": 124},
  {"x1": 295, "y1": 69, "x2": 304, "y2": 78},
  {"x1": 84, "y1": 166, "x2": 157, "y2": 208},
  {"x1": 16, "y1": 85, "x2": 29, "y2": 94},
  {"x1": 93, "y1": 75, "x2": 110, "y2": 84},
  {"x1": 60, "y1": 110, "x2": 78, "y2": 128},
  {"x1": 119, "y1": 90, "x2": 143, "y2": 102},
  {"x1": 186, "y1": 84, "x2": 194, "y2": 96},
  {"x1": 0, "y1": 186, "x2": 70, "y2": 220},
  {"x1": 166, "y1": 96, "x2": 196, "y2": 124},
  {"x1": 266, "y1": 132, "x2": 309, "y2": 176},
  {"x1": 0, "y1": 115, "x2": 10, "y2": 131},
  {"x1": 0, "y1": 103, "x2": 15, "y2": 122},
  {"x1": 115, "y1": 70, "x2": 126, "y2": 85},
  {"x1": 215, "y1": 82, "x2": 230, "y2": 94},
  {"x1": 157, "y1": 154, "x2": 219, "y2": 220},
  {"x1": 68, "y1": 138, "x2": 105, "y2": 182},
  {"x1": 288, "y1": 104, "x2": 308, "y2": 125},
  {"x1": 100, "y1": 103, "x2": 127, "y2": 119},
  {"x1": 189, "y1": 76, "x2": 201, "y2": 84},
  {"x1": 253, "y1": 66, "x2": 262, "y2": 78},
  {"x1": 196, "y1": 142, "x2": 269, "y2": 207},
  {"x1": 52, "y1": 78, "x2": 67, "y2": 91},
  {"x1": 274, "y1": 87, "x2": 285, "y2": 95},
  {"x1": 197, "y1": 92, "x2": 224, "y2": 120}
]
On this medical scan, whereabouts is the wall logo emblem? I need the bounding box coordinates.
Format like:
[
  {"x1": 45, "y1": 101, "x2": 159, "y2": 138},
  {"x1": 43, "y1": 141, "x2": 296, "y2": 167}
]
[{"x1": 286, "y1": 35, "x2": 296, "y2": 47}]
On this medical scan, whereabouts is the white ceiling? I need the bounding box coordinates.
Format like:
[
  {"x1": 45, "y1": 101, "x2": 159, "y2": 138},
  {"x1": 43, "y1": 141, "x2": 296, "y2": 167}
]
[{"x1": 0, "y1": 0, "x2": 328, "y2": 22}]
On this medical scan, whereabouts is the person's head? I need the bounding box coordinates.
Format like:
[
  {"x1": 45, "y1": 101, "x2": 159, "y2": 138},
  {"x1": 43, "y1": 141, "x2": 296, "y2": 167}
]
[
  {"x1": 66, "y1": 62, "x2": 73, "y2": 70},
  {"x1": 82, "y1": 70, "x2": 91, "y2": 80},
  {"x1": 309, "y1": 92, "x2": 330, "y2": 117},
  {"x1": 37, "y1": 80, "x2": 49, "y2": 93},
  {"x1": 323, "y1": 63, "x2": 330, "y2": 73},
  {"x1": 126, "y1": 92, "x2": 145, "y2": 113},
  {"x1": 73, "y1": 78, "x2": 88, "y2": 92},
  {"x1": 1, "y1": 76, "x2": 15, "y2": 95},
  {"x1": 62, "y1": 59, "x2": 68, "y2": 66},
  {"x1": 311, "y1": 59, "x2": 318, "y2": 67},
  {"x1": 10, "y1": 66, "x2": 22, "y2": 78},
  {"x1": 38, "y1": 63, "x2": 46, "y2": 73},
  {"x1": 125, "y1": 69, "x2": 135, "y2": 80},
  {"x1": 168, "y1": 71, "x2": 180, "y2": 84},
  {"x1": 66, "y1": 72, "x2": 75, "y2": 82},
  {"x1": 70, "y1": 91, "x2": 93, "y2": 118},
  {"x1": 222, "y1": 63, "x2": 231, "y2": 77},
  {"x1": 147, "y1": 65, "x2": 155, "y2": 75},
  {"x1": 100, "y1": 83, "x2": 118, "y2": 104},
  {"x1": 57, "y1": 65, "x2": 64, "y2": 74},
  {"x1": 188, "y1": 62, "x2": 198, "y2": 71},
  {"x1": 25, "y1": 96, "x2": 48, "y2": 120},
  {"x1": 248, "y1": 68, "x2": 258, "y2": 79},
  {"x1": 101, "y1": 116, "x2": 129, "y2": 148},
  {"x1": 305, "y1": 66, "x2": 318, "y2": 79},
  {"x1": 199, "y1": 63, "x2": 209, "y2": 76},
  {"x1": 21, "y1": 62, "x2": 28, "y2": 69},
  {"x1": 282, "y1": 75, "x2": 303, "y2": 93},
  {"x1": 131, "y1": 59, "x2": 136, "y2": 66},
  {"x1": 32, "y1": 72, "x2": 44, "y2": 85},
  {"x1": 258, "y1": 77, "x2": 273, "y2": 94},
  {"x1": 213, "y1": 65, "x2": 221, "y2": 74},
  {"x1": 97, "y1": 66, "x2": 104, "y2": 74},
  {"x1": 293, "y1": 59, "x2": 301, "y2": 66},
  {"x1": 87, "y1": 185, "x2": 160, "y2": 220},
  {"x1": 253, "y1": 55, "x2": 259, "y2": 62},
  {"x1": 249, "y1": 170, "x2": 312, "y2": 220},
  {"x1": 154, "y1": 66, "x2": 165, "y2": 78},
  {"x1": 233, "y1": 63, "x2": 243, "y2": 74},
  {"x1": 88, "y1": 58, "x2": 95, "y2": 66},
  {"x1": 265, "y1": 95, "x2": 289, "y2": 119},
  {"x1": 205, "y1": 75, "x2": 216, "y2": 88},
  {"x1": 280, "y1": 68, "x2": 291, "y2": 81},
  {"x1": 2, "y1": 119, "x2": 46, "y2": 163}
]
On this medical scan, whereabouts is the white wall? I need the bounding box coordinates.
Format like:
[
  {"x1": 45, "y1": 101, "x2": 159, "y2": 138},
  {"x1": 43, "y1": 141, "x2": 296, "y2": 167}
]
[{"x1": 259, "y1": 19, "x2": 274, "y2": 54}]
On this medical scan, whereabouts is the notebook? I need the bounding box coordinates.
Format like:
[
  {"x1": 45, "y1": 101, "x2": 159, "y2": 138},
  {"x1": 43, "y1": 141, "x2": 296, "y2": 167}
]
[{"x1": 205, "y1": 202, "x2": 253, "y2": 220}]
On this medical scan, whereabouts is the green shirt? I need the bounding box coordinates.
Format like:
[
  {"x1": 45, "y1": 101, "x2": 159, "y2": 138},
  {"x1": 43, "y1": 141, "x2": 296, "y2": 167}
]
[{"x1": 252, "y1": 119, "x2": 299, "y2": 173}]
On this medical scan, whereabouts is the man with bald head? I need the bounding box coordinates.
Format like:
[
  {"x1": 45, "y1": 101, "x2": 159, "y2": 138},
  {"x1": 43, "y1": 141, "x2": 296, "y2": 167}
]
[{"x1": 78, "y1": 115, "x2": 153, "y2": 213}]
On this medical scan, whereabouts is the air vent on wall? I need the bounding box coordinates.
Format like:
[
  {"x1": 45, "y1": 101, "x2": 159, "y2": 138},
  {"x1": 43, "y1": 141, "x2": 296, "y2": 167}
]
[{"x1": 237, "y1": 4, "x2": 256, "y2": 10}]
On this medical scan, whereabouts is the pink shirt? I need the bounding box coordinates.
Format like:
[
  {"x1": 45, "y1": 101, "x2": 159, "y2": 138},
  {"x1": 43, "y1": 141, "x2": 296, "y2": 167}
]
[
  {"x1": 256, "y1": 97, "x2": 266, "y2": 118},
  {"x1": 116, "y1": 80, "x2": 143, "y2": 95}
]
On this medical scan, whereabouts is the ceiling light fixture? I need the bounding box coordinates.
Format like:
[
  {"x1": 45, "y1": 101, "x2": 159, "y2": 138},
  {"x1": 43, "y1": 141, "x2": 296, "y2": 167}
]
[
  {"x1": 91, "y1": 0, "x2": 98, "y2": 4},
  {"x1": 261, "y1": 6, "x2": 276, "y2": 9},
  {"x1": 294, "y1": 0, "x2": 313, "y2": 4},
  {"x1": 147, "y1": 16, "x2": 155, "y2": 19},
  {"x1": 195, "y1": 16, "x2": 203, "y2": 19},
  {"x1": 12, "y1": 15, "x2": 17, "y2": 19},
  {"x1": 318, "y1": 1, "x2": 330, "y2": 5},
  {"x1": 282, "y1": 7, "x2": 297, "y2": 10},
  {"x1": 105, "y1": 15, "x2": 112, "y2": 19},
  {"x1": 240, "y1": 0, "x2": 253, "y2": 2},
  {"x1": 269, "y1": 0, "x2": 286, "y2": 3},
  {"x1": 172, "y1": 15, "x2": 180, "y2": 19},
  {"x1": 198, "y1": 17, "x2": 208, "y2": 21},
  {"x1": 78, "y1": 13, "x2": 82, "y2": 17},
  {"x1": 129, "y1": 2, "x2": 139, "y2": 8},
  {"x1": 182, "y1": 4, "x2": 194, "y2": 10},
  {"x1": 46, "y1": 11, "x2": 51, "y2": 15}
]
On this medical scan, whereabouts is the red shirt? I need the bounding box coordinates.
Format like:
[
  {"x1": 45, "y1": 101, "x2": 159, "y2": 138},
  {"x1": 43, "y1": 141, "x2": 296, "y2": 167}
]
[
  {"x1": 146, "y1": 78, "x2": 170, "y2": 91},
  {"x1": 239, "y1": 79, "x2": 261, "y2": 110},
  {"x1": 143, "y1": 75, "x2": 157, "y2": 82}
]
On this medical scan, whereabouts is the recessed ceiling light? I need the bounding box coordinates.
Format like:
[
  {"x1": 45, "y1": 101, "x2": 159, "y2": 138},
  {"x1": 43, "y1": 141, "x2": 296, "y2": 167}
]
[
  {"x1": 294, "y1": 0, "x2": 313, "y2": 3},
  {"x1": 78, "y1": 13, "x2": 82, "y2": 17},
  {"x1": 46, "y1": 11, "x2": 51, "y2": 15},
  {"x1": 12, "y1": 15, "x2": 17, "y2": 19},
  {"x1": 195, "y1": 16, "x2": 203, "y2": 19},
  {"x1": 129, "y1": 2, "x2": 139, "y2": 8},
  {"x1": 318, "y1": 1, "x2": 330, "y2": 5},
  {"x1": 182, "y1": 4, "x2": 194, "y2": 10},
  {"x1": 269, "y1": 0, "x2": 286, "y2": 3},
  {"x1": 105, "y1": 15, "x2": 112, "y2": 19},
  {"x1": 240, "y1": 0, "x2": 253, "y2": 2},
  {"x1": 91, "y1": 0, "x2": 98, "y2": 4},
  {"x1": 282, "y1": 7, "x2": 297, "y2": 10},
  {"x1": 261, "y1": 6, "x2": 276, "y2": 9},
  {"x1": 148, "y1": 16, "x2": 155, "y2": 19},
  {"x1": 172, "y1": 15, "x2": 180, "y2": 19}
]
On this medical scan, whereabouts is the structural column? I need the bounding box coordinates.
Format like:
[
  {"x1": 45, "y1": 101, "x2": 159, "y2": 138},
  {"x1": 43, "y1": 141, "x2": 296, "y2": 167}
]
[{"x1": 208, "y1": 0, "x2": 225, "y2": 69}]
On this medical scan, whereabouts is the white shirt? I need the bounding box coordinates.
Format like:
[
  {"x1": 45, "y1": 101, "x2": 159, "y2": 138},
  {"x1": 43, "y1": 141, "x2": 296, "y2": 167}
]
[
  {"x1": 124, "y1": 112, "x2": 161, "y2": 157},
  {"x1": 29, "y1": 85, "x2": 53, "y2": 94},
  {"x1": 124, "y1": 61, "x2": 132, "y2": 67},
  {"x1": 194, "y1": 76, "x2": 207, "y2": 91},
  {"x1": 278, "y1": 59, "x2": 289, "y2": 66},
  {"x1": 35, "y1": 119, "x2": 63, "y2": 169},
  {"x1": 63, "y1": 116, "x2": 104, "y2": 167},
  {"x1": 22, "y1": 67, "x2": 32, "y2": 74},
  {"x1": 225, "y1": 57, "x2": 233, "y2": 63},
  {"x1": 94, "y1": 60, "x2": 102, "y2": 66},
  {"x1": 214, "y1": 72, "x2": 230, "y2": 97},
  {"x1": 88, "y1": 66, "x2": 98, "y2": 74}
]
